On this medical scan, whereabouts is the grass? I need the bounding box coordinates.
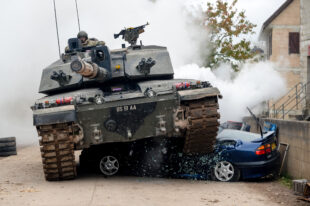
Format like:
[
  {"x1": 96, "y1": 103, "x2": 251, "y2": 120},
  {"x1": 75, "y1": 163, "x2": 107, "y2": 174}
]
[{"x1": 278, "y1": 174, "x2": 293, "y2": 188}]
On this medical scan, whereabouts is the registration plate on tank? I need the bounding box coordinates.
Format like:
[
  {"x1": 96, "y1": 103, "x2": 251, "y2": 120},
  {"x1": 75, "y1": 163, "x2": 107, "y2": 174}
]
[{"x1": 116, "y1": 105, "x2": 137, "y2": 112}]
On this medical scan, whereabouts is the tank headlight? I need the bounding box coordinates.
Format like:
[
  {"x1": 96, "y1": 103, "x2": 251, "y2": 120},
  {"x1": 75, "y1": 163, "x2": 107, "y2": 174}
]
[
  {"x1": 146, "y1": 89, "x2": 156, "y2": 98},
  {"x1": 95, "y1": 96, "x2": 104, "y2": 105}
]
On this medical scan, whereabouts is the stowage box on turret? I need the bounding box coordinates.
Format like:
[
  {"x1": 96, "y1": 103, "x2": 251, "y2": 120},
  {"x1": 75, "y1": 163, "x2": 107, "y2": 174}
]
[{"x1": 31, "y1": 25, "x2": 222, "y2": 181}]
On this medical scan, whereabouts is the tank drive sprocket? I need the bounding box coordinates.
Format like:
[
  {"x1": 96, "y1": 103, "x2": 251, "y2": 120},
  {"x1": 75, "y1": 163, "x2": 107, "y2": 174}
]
[
  {"x1": 37, "y1": 123, "x2": 77, "y2": 181},
  {"x1": 183, "y1": 96, "x2": 220, "y2": 154}
]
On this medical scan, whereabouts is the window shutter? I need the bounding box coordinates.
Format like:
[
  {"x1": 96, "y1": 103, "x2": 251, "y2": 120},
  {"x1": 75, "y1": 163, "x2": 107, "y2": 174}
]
[{"x1": 289, "y1": 32, "x2": 300, "y2": 54}]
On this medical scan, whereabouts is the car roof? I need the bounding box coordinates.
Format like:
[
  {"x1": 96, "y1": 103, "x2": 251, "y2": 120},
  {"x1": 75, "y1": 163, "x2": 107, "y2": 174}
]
[{"x1": 217, "y1": 129, "x2": 261, "y2": 142}]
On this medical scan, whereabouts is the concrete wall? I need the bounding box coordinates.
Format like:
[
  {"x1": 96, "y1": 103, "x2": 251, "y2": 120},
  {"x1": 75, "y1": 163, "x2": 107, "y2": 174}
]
[{"x1": 244, "y1": 117, "x2": 310, "y2": 179}]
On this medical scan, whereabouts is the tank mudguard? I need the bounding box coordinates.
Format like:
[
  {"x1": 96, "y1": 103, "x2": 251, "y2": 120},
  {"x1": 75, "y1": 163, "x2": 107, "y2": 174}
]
[
  {"x1": 177, "y1": 87, "x2": 222, "y2": 101},
  {"x1": 33, "y1": 105, "x2": 76, "y2": 126}
]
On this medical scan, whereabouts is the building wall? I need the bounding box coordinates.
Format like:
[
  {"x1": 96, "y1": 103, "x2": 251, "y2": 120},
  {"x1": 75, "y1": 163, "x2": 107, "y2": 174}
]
[
  {"x1": 261, "y1": 0, "x2": 308, "y2": 118},
  {"x1": 244, "y1": 117, "x2": 310, "y2": 179},
  {"x1": 269, "y1": 0, "x2": 300, "y2": 68},
  {"x1": 270, "y1": 28, "x2": 300, "y2": 69},
  {"x1": 267, "y1": 0, "x2": 302, "y2": 92},
  {"x1": 272, "y1": 0, "x2": 300, "y2": 26},
  {"x1": 300, "y1": 0, "x2": 310, "y2": 111}
]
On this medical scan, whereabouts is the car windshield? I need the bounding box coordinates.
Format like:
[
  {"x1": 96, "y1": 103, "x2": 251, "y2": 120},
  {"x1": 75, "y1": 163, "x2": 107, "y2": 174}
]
[{"x1": 217, "y1": 129, "x2": 261, "y2": 142}]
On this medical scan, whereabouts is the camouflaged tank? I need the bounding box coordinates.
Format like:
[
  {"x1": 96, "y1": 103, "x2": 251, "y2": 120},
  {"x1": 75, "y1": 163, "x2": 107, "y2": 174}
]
[{"x1": 31, "y1": 31, "x2": 222, "y2": 181}]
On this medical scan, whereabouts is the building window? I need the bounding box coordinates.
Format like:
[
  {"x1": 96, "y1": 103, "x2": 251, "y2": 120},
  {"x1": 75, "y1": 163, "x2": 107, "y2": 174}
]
[{"x1": 289, "y1": 32, "x2": 300, "y2": 54}]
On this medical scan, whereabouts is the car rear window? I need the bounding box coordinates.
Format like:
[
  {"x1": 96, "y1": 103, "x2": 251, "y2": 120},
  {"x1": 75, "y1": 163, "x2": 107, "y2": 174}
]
[{"x1": 217, "y1": 129, "x2": 261, "y2": 142}]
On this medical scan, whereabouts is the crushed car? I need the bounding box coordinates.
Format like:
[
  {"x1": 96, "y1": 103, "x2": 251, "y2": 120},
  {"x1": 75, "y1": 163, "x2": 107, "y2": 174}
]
[
  {"x1": 212, "y1": 125, "x2": 280, "y2": 181},
  {"x1": 175, "y1": 109, "x2": 281, "y2": 182}
]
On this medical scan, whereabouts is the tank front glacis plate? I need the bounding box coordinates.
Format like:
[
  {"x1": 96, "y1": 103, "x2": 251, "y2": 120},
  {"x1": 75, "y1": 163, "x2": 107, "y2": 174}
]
[{"x1": 76, "y1": 92, "x2": 178, "y2": 147}]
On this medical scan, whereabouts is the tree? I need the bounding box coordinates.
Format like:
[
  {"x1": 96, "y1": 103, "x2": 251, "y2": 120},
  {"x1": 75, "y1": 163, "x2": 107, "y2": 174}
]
[{"x1": 205, "y1": 0, "x2": 256, "y2": 71}]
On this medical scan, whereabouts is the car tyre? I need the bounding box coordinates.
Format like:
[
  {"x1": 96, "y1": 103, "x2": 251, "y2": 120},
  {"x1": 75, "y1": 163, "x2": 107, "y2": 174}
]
[
  {"x1": 0, "y1": 137, "x2": 16, "y2": 143},
  {"x1": 0, "y1": 146, "x2": 17, "y2": 153},
  {"x1": 99, "y1": 154, "x2": 120, "y2": 177},
  {"x1": 212, "y1": 161, "x2": 240, "y2": 182},
  {"x1": 0, "y1": 142, "x2": 16, "y2": 147},
  {"x1": 0, "y1": 151, "x2": 17, "y2": 157}
]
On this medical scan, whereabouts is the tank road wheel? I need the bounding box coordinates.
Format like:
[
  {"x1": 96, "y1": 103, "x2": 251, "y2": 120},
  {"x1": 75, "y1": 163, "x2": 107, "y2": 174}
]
[
  {"x1": 37, "y1": 123, "x2": 77, "y2": 181},
  {"x1": 183, "y1": 97, "x2": 220, "y2": 154}
]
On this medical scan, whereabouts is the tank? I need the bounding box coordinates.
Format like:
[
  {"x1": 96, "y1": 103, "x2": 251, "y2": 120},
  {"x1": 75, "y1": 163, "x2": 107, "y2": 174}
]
[{"x1": 31, "y1": 25, "x2": 222, "y2": 181}]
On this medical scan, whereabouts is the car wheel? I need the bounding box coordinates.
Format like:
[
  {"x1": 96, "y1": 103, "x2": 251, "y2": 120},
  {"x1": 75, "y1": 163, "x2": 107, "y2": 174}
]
[
  {"x1": 99, "y1": 155, "x2": 120, "y2": 176},
  {"x1": 213, "y1": 161, "x2": 240, "y2": 182}
]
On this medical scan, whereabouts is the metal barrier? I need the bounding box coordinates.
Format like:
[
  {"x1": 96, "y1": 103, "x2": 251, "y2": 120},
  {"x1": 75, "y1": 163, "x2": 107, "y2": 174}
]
[{"x1": 269, "y1": 81, "x2": 309, "y2": 119}]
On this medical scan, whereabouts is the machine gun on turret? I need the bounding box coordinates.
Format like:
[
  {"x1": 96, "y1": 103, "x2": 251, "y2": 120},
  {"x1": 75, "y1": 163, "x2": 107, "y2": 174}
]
[{"x1": 114, "y1": 22, "x2": 149, "y2": 46}]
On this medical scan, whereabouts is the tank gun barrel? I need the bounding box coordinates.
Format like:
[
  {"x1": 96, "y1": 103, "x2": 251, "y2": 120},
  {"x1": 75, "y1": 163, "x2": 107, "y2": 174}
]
[{"x1": 70, "y1": 58, "x2": 109, "y2": 80}]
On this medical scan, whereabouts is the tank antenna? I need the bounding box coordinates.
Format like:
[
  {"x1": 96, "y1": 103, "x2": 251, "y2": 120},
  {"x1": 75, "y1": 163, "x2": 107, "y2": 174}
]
[
  {"x1": 75, "y1": 0, "x2": 81, "y2": 31},
  {"x1": 53, "y1": 0, "x2": 61, "y2": 57}
]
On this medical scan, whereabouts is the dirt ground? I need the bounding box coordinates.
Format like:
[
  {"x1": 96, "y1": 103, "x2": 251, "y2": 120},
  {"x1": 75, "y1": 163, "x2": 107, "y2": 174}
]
[{"x1": 0, "y1": 146, "x2": 308, "y2": 206}]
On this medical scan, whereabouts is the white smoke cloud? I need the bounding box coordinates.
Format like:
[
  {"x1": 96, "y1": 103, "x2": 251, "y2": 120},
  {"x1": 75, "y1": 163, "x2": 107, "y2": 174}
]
[{"x1": 175, "y1": 62, "x2": 287, "y2": 122}]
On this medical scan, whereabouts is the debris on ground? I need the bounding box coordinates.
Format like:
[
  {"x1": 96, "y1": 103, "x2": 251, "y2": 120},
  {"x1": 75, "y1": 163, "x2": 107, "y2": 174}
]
[
  {"x1": 293, "y1": 179, "x2": 308, "y2": 195},
  {"x1": 293, "y1": 180, "x2": 310, "y2": 203}
]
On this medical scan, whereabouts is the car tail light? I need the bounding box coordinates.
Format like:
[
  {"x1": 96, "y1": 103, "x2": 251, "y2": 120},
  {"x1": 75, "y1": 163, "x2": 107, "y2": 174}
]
[
  {"x1": 256, "y1": 143, "x2": 274, "y2": 155},
  {"x1": 256, "y1": 145, "x2": 266, "y2": 155},
  {"x1": 271, "y1": 142, "x2": 277, "y2": 151}
]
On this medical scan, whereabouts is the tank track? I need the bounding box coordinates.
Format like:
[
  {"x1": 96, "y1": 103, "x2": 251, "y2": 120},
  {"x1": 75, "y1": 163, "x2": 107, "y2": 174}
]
[
  {"x1": 183, "y1": 97, "x2": 220, "y2": 154},
  {"x1": 37, "y1": 123, "x2": 77, "y2": 181}
]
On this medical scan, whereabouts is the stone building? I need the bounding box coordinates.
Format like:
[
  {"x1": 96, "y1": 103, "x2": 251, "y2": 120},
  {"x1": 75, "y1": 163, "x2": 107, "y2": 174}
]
[{"x1": 259, "y1": 0, "x2": 310, "y2": 119}]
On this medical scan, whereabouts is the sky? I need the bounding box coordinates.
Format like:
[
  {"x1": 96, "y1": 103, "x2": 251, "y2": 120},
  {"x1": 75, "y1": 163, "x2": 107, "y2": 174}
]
[
  {"x1": 1, "y1": 0, "x2": 286, "y2": 58},
  {"x1": 235, "y1": 0, "x2": 286, "y2": 40},
  {"x1": 0, "y1": 0, "x2": 287, "y2": 144}
]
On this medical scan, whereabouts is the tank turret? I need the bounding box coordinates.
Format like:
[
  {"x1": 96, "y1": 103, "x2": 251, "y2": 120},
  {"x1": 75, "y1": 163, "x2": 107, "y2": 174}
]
[{"x1": 38, "y1": 43, "x2": 174, "y2": 94}]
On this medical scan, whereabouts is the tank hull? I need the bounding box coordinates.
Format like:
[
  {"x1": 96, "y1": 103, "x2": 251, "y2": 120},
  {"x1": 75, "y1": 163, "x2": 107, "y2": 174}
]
[{"x1": 33, "y1": 79, "x2": 221, "y2": 181}]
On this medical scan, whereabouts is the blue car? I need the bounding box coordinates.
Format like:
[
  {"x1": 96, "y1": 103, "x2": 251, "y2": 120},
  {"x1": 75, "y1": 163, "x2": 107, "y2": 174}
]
[{"x1": 212, "y1": 123, "x2": 280, "y2": 182}]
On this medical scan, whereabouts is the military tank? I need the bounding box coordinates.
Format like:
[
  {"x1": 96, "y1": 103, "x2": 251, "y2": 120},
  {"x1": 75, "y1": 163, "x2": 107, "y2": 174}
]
[{"x1": 31, "y1": 24, "x2": 222, "y2": 181}]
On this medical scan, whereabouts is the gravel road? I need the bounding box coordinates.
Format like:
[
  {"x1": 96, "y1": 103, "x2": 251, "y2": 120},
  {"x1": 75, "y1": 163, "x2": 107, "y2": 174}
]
[{"x1": 0, "y1": 146, "x2": 307, "y2": 206}]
